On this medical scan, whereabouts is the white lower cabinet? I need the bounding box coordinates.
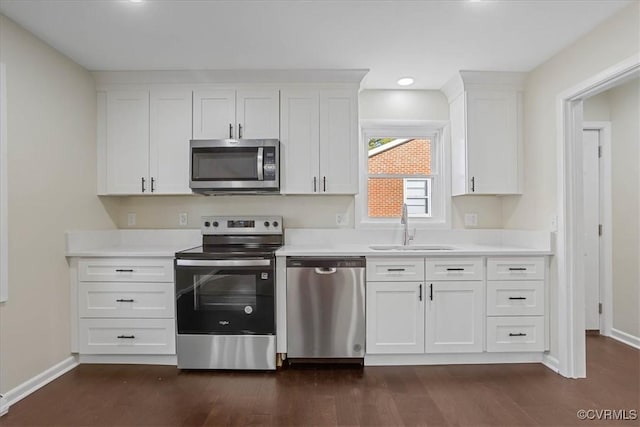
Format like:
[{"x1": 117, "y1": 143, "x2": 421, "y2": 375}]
[
  {"x1": 79, "y1": 318, "x2": 175, "y2": 355},
  {"x1": 366, "y1": 281, "x2": 424, "y2": 354},
  {"x1": 425, "y1": 281, "x2": 484, "y2": 353},
  {"x1": 75, "y1": 257, "x2": 176, "y2": 358}
]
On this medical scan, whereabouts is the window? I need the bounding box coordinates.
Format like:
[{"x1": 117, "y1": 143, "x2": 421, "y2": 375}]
[{"x1": 358, "y1": 121, "x2": 450, "y2": 228}]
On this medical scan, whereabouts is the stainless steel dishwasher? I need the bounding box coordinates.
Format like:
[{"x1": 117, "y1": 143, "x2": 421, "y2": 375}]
[{"x1": 286, "y1": 257, "x2": 366, "y2": 361}]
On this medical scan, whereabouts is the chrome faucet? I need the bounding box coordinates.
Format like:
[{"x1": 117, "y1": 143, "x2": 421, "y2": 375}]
[{"x1": 400, "y1": 203, "x2": 413, "y2": 246}]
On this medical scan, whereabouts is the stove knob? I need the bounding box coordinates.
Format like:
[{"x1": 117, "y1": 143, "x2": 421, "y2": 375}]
[
  {"x1": 264, "y1": 221, "x2": 270, "y2": 227},
  {"x1": 272, "y1": 221, "x2": 279, "y2": 228},
  {"x1": 212, "y1": 221, "x2": 219, "y2": 227},
  {"x1": 204, "y1": 221, "x2": 211, "y2": 227}
]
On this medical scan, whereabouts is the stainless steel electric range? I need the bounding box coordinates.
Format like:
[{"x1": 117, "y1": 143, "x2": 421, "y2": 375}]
[{"x1": 174, "y1": 216, "x2": 282, "y2": 370}]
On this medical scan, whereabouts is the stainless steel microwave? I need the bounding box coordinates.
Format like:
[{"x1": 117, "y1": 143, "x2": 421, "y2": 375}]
[{"x1": 189, "y1": 139, "x2": 279, "y2": 194}]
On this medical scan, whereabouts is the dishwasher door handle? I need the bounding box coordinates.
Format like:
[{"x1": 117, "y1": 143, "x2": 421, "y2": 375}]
[{"x1": 314, "y1": 267, "x2": 337, "y2": 275}]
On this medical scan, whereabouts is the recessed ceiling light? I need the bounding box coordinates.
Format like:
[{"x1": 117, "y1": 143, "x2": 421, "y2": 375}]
[
  {"x1": 129, "y1": 0, "x2": 143, "y2": 3},
  {"x1": 397, "y1": 77, "x2": 415, "y2": 87}
]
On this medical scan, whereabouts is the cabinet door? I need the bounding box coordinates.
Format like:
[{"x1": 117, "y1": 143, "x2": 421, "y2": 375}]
[
  {"x1": 466, "y1": 89, "x2": 519, "y2": 194},
  {"x1": 449, "y1": 93, "x2": 468, "y2": 196},
  {"x1": 280, "y1": 89, "x2": 320, "y2": 194},
  {"x1": 425, "y1": 281, "x2": 484, "y2": 353},
  {"x1": 236, "y1": 89, "x2": 280, "y2": 139},
  {"x1": 149, "y1": 89, "x2": 192, "y2": 194},
  {"x1": 319, "y1": 89, "x2": 359, "y2": 194},
  {"x1": 192, "y1": 89, "x2": 236, "y2": 139},
  {"x1": 106, "y1": 91, "x2": 149, "y2": 194},
  {"x1": 366, "y1": 281, "x2": 425, "y2": 354}
]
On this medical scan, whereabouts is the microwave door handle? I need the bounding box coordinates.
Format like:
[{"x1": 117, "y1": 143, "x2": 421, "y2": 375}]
[{"x1": 257, "y1": 147, "x2": 264, "y2": 181}]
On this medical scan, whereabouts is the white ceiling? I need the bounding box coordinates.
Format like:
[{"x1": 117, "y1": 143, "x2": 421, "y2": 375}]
[{"x1": 0, "y1": 0, "x2": 632, "y2": 89}]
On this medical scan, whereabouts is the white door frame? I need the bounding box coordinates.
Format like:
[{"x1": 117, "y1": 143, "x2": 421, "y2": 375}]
[
  {"x1": 582, "y1": 122, "x2": 612, "y2": 336},
  {"x1": 556, "y1": 54, "x2": 639, "y2": 378}
]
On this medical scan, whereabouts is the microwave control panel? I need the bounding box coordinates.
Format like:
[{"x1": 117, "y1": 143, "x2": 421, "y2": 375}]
[{"x1": 263, "y1": 147, "x2": 277, "y2": 181}]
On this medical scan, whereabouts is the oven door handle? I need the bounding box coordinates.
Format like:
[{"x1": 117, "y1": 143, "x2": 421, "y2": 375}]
[{"x1": 176, "y1": 259, "x2": 272, "y2": 267}]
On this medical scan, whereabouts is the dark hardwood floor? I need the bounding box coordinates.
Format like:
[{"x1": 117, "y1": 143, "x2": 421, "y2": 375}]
[{"x1": 1, "y1": 335, "x2": 638, "y2": 426}]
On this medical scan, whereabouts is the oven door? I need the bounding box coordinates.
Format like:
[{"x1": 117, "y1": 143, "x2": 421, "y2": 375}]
[{"x1": 175, "y1": 258, "x2": 275, "y2": 335}]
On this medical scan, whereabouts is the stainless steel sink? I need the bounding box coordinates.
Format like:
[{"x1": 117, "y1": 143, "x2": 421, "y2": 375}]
[{"x1": 369, "y1": 244, "x2": 454, "y2": 251}]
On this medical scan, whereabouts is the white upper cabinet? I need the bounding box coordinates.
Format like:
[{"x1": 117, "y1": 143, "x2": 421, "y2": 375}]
[
  {"x1": 442, "y1": 71, "x2": 525, "y2": 195},
  {"x1": 104, "y1": 91, "x2": 150, "y2": 195},
  {"x1": 280, "y1": 89, "x2": 320, "y2": 194},
  {"x1": 280, "y1": 88, "x2": 358, "y2": 194},
  {"x1": 99, "y1": 88, "x2": 193, "y2": 195},
  {"x1": 149, "y1": 89, "x2": 192, "y2": 195},
  {"x1": 193, "y1": 88, "x2": 279, "y2": 140}
]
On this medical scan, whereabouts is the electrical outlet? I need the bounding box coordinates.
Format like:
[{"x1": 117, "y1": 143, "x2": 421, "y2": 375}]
[
  {"x1": 127, "y1": 212, "x2": 136, "y2": 227},
  {"x1": 336, "y1": 213, "x2": 348, "y2": 226},
  {"x1": 464, "y1": 213, "x2": 478, "y2": 227},
  {"x1": 179, "y1": 212, "x2": 188, "y2": 226}
]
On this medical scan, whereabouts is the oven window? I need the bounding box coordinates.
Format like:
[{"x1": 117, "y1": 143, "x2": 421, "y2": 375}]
[
  {"x1": 194, "y1": 274, "x2": 256, "y2": 311},
  {"x1": 192, "y1": 148, "x2": 258, "y2": 181}
]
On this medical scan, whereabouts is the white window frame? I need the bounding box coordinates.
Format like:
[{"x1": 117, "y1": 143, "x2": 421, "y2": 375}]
[
  {"x1": 403, "y1": 178, "x2": 432, "y2": 218},
  {"x1": 357, "y1": 120, "x2": 451, "y2": 229}
]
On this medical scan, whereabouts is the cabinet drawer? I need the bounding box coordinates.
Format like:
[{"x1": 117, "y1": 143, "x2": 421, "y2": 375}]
[
  {"x1": 366, "y1": 258, "x2": 424, "y2": 281},
  {"x1": 487, "y1": 281, "x2": 544, "y2": 316},
  {"x1": 487, "y1": 257, "x2": 544, "y2": 281},
  {"x1": 425, "y1": 258, "x2": 483, "y2": 281},
  {"x1": 78, "y1": 258, "x2": 173, "y2": 282},
  {"x1": 79, "y1": 282, "x2": 174, "y2": 318},
  {"x1": 79, "y1": 318, "x2": 175, "y2": 354},
  {"x1": 486, "y1": 316, "x2": 544, "y2": 352}
]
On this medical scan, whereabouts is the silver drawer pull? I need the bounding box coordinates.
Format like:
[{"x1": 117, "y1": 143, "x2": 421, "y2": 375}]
[
  {"x1": 508, "y1": 297, "x2": 527, "y2": 300},
  {"x1": 508, "y1": 267, "x2": 527, "y2": 271},
  {"x1": 117, "y1": 335, "x2": 135, "y2": 339},
  {"x1": 509, "y1": 333, "x2": 527, "y2": 337},
  {"x1": 446, "y1": 268, "x2": 464, "y2": 271},
  {"x1": 115, "y1": 269, "x2": 134, "y2": 273},
  {"x1": 116, "y1": 299, "x2": 135, "y2": 302},
  {"x1": 387, "y1": 268, "x2": 406, "y2": 272}
]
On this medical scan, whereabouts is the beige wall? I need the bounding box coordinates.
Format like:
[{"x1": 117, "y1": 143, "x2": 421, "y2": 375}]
[
  {"x1": 501, "y1": 2, "x2": 640, "y2": 356},
  {"x1": 608, "y1": 79, "x2": 639, "y2": 338},
  {"x1": 0, "y1": 15, "x2": 115, "y2": 393},
  {"x1": 360, "y1": 90, "x2": 504, "y2": 229}
]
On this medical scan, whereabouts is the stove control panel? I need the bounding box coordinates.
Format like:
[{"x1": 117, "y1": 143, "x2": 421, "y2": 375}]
[{"x1": 201, "y1": 216, "x2": 283, "y2": 235}]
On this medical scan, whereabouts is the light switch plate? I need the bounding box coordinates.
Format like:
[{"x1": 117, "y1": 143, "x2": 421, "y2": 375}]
[{"x1": 336, "y1": 213, "x2": 348, "y2": 226}]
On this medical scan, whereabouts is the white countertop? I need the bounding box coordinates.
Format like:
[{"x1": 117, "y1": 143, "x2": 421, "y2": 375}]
[
  {"x1": 65, "y1": 229, "x2": 200, "y2": 258},
  {"x1": 276, "y1": 243, "x2": 552, "y2": 257}
]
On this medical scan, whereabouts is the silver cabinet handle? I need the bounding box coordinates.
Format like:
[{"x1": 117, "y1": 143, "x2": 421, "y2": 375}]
[
  {"x1": 238, "y1": 123, "x2": 243, "y2": 139},
  {"x1": 257, "y1": 147, "x2": 264, "y2": 181},
  {"x1": 229, "y1": 123, "x2": 233, "y2": 139},
  {"x1": 141, "y1": 177, "x2": 146, "y2": 193},
  {"x1": 176, "y1": 259, "x2": 272, "y2": 267}
]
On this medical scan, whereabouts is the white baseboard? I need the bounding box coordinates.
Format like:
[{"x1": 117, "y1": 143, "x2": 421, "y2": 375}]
[
  {"x1": 0, "y1": 395, "x2": 8, "y2": 416},
  {"x1": 542, "y1": 353, "x2": 560, "y2": 373},
  {"x1": 611, "y1": 328, "x2": 640, "y2": 350},
  {"x1": 364, "y1": 352, "x2": 543, "y2": 366},
  {"x1": 0, "y1": 355, "x2": 78, "y2": 417}
]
